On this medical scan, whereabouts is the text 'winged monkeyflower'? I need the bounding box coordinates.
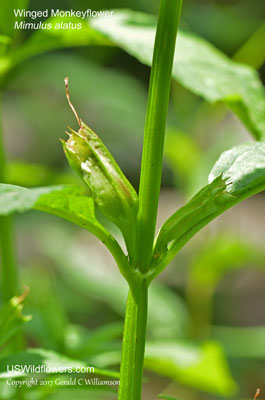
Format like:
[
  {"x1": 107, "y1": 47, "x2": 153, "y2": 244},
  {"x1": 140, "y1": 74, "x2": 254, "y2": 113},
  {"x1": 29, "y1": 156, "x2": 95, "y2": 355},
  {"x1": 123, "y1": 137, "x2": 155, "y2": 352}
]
[{"x1": 62, "y1": 78, "x2": 138, "y2": 260}]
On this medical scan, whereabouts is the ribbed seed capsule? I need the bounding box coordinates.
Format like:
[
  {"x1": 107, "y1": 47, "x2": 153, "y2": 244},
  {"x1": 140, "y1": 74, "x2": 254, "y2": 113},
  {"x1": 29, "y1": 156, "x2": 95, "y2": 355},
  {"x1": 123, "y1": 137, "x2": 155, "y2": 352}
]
[
  {"x1": 62, "y1": 122, "x2": 138, "y2": 226},
  {"x1": 62, "y1": 78, "x2": 138, "y2": 259}
]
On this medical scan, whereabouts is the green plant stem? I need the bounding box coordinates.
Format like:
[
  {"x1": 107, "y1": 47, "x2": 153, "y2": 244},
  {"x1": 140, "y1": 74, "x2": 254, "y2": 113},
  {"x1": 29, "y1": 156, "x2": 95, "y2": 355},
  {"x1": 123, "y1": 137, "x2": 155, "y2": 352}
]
[
  {"x1": 118, "y1": 278, "x2": 148, "y2": 400},
  {"x1": 101, "y1": 233, "x2": 139, "y2": 292},
  {"x1": 0, "y1": 96, "x2": 18, "y2": 302},
  {"x1": 119, "y1": 1, "x2": 183, "y2": 399},
  {"x1": 137, "y1": 0, "x2": 183, "y2": 273},
  {"x1": 131, "y1": 279, "x2": 148, "y2": 399}
]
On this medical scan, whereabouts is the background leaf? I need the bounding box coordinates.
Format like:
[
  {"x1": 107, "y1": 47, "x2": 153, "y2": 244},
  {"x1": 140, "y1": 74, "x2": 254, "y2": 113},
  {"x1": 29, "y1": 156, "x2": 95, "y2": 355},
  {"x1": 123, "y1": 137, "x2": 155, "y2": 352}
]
[
  {"x1": 91, "y1": 10, "x2": 265, "y2": 140},
  {"x1": 0, "y1": 295, "x2": 31, "y2": 348},
  {"x1": 213, "y1": 325, "x2": 265, "y2": 359},
  {"x1": 0, "y1": 0, "x2": 29, "y2": 37},
  {"x1": 8, "y1": 17, "x2": 109, "y2": 69},
  {"x1": 0, "y1": 348, "x2": 119, "y2": 379},
  {"x1": 144, "y1": 341, "x2": 236, "y2": 395},
  {"x1": 187, "y1": 234, "x2": 265, "y2": 336},
  {"x1": 5, "y1": 161, "x2": 77, "y2": 187}
]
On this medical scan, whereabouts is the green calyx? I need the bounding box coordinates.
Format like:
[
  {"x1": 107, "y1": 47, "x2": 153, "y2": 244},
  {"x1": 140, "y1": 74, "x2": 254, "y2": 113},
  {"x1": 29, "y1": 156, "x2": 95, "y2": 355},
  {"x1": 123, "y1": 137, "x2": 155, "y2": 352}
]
[{"x1": 62, "y1": 121, "x2": 138, "y2": 262}]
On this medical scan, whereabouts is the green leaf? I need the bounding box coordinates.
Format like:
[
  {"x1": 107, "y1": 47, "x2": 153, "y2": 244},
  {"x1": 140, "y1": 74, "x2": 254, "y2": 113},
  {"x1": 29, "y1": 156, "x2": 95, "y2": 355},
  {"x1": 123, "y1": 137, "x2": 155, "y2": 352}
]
[
  {"x1": 0, "y1": 186, "x2": 132, "y2": 286},
  {"x1": 0, "y1": 184, "x2": 106, "y2": 238},
  {"x1": 148, "y1": 282, "x2": 189, "y2": 340},
  {"x1": 3, "y1": 17, "x2": 109, "y2": 76},
  {"x1": 64, "y1": 323, "x2": 123, "y2": 360},
  {"x1": 6, "y1": 160, "x2": 77, "y2": 187},
  {"x1": 187, "y1": 235, "x2": 265, "y2": 334},
  {"x1": 0, "y1": 0, "x2": 29, "y2": 37},
  {"x1": 0, "y1": 35, "x2": 11, "y2": 45},
  {"x1": 189, "y1": 235, "x2": 265, "y2": 288},
  {"x1": 164, "y1": 129, "x2": 202, "y2": 184},
  {"x1": 91, "y1": 10, "x2": 265, "y2": 140},
  {"x1": 213, "y1": 325, "x2": 265, "y2": 359},
  {"x1": 209, "y1": 141, "x2": 265, "y2": 193},
  {"x1": 0, "y1": 295, "x2": 31, "y2": 348},
  {"x1": 158, "y1": 396, "x2": 181, "y2": 400},
  {"x1": 144, "y1": 341, "x2": 236, "y2": 395},
  {"x1": 0, "y1": 348, "x2": 119, "y2": 380},
  {"x1": 153, "y1": 141, "x2": 265, "y2": 272},
  {"x1": 154, "y1": 177, "x2": 232, "y2": 261},
  {"x1": 6, "y1": 161, "x2": 55, "y2": 187},
  {"x1": 22, "y1": 266, "x2": 69, "y2": 351}
]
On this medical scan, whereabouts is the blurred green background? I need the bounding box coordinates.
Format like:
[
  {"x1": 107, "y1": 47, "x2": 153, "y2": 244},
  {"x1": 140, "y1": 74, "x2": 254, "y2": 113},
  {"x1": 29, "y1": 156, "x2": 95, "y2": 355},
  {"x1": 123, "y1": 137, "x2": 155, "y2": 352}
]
[{"x1": 1, "y1": 0, "x2": 265, "y2": 399}]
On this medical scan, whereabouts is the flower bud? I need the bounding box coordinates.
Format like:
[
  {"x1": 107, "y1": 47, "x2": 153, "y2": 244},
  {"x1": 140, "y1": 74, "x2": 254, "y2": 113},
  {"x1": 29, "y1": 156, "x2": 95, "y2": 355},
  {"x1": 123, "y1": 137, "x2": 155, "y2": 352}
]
[{"x1": 62, "y1": 78, "x2": 138, "y2": 258}]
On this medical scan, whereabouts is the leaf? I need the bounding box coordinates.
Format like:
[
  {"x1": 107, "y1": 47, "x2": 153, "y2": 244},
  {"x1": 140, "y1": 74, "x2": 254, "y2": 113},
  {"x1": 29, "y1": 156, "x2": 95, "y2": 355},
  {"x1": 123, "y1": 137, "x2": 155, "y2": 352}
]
[
  {"x1": 0, "y1": 0, "x2": 29, "y2": 37},
  {"x1": 189, "y1": 235, "x2": 265, "y2": 288},
  {"x1": 0, "y1": 348, "x2": 119, "y2": 380},
  {"x1": 148, "y1": 282, "x2": 189, "y2": 340},
  {"x1": 158, "y1": 396, "x2": 181, "y2": 400},
  {"x1": 154, "y1": 141, "x2": 265, "y2": 270},
  {"x1": 144, "y1": 341, "x2": 236, "y2": 395},
  {"x1": 4, "y1": 17, "x2": 109, "y2": 74},
  {"x1": 154, "y1": 177, "x2": 232, "y2": 259},
  {"x1": 0, "y1": 184, "x2": 106, "y2": 238},
  {"x1": 22, "y1": 266, "x2": 69, "y2": 351},
  {"x1": 213, "y1": 325, "x2": 265, "y2": 359},
  {"x1": 164, "y1": 129, "x2": 202, "y2": 184},
  {"x1": 6, "y1": 161, "x2": 55, "y2": 187},
  {"x1": 64, "y1": 323, "x2": 123, "y2": 360},
  {"x1": 6, "y1": 160, "x2": 77, "y2": 187},
  {"x1": 0, "y1": 295, "x2": 31, "y2": 348},
  {"x1": 209, "y1": 141, "x2": 265, "y2": 193},
  {"x1": 0, "y1": 35, "x2": 11, "y2": 45},
  {"x1": 186, "y1": 235, "x2": 265, "y2": 334},
  {"x1": 0, "y1": 186, "x2": 131, "y2": 286},
  {"x1": 91, "y1": 10, "x2": 265, "y2": 140}
]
